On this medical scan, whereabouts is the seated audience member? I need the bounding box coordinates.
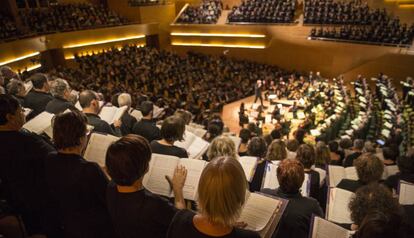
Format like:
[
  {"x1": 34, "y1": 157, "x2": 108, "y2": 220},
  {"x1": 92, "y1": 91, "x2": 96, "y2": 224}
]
[
  {"x1": 328, "y1": 140, "x2": 343, "y2": 165},
  {"x1": 262, "y1": 159, "x2": 324, "y2": 238},
  {"x1": 344, "y1": 139, "x2": 364, "y2": 167},
  {"x1": 337, "y1": 153, "x2": 384, "y2": 193},
  {"x1": 238, "y1": 128, "x2": 251, "y2": 157},
  {"x1": 45, "y1": 78, "x2": 77, "y2": 114},
  {"x1": 132, "y1": 100, "x2": 161, "y2": 142},
  {"x1": 286, "y1": 139, "x2": 299, "y2": 159},
  {"x1": 206, "y1": 135, "x2": 237, "y2": 161},
  {"x1": 382, "y1": 146, "x2": 398, "y2": 166},
  {"x1": 24, "y1": 73, "x2": 53, "y2": 119},
  {"x1": 384, "y1": 149, "x2": 414, "y2": 191},
  {"x1": 117, "y1": 93, "x2": 137, "y2": 135},
  {"x1": 296, "y1": 144, "x2": 320, "y2": 201},
  {"x1": 106, "y1": 134, "x2": 187, "y2": 238},
  {"x1": 248, "y1": 137, "x2": 268, "y2": 192},
  {"x1": 0, "y1": 94, "x2": 55, "y2": 236},
  {"x1": 166, "y1": 156, "x2": 260, "y2": 238},
  {"x1": 6, "y1": 79, "x2": 26, "y2": 105},
  {"x1": 266, "y1": 139, "x2": 287, "y2": 162},
  {"x1": 79, "y1": 90, "x2": 121, "y2": 136},
  {"x1": 151, "y1": 116, "x2": 188, "y2": 158},
  {"x1": 44, "y1": 110, "x2": 114, "y2": 238},
  {"x1": 349, "y1": 184, "x2": 403, "y2": 237},
  {"x1": 315, "y1": 141, "x2": 330, "y2": 169}
]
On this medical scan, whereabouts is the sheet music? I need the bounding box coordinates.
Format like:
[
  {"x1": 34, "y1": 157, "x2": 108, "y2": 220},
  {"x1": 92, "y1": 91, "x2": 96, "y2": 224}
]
[
  {"x1": 178, "y1": 159, "x2": 208, "y2": 200},
  {"x1": 175, "y1": 131, "x2": 197, "y2": 150},
  {"x1": 301, "y1": 174, "x2": 311, "y2": 197},
  {"x1": 24, "y1": 81, "x2": 33, "y2": 92},
  {"x1": 314, "y1": 168, "x2": 326, "y2": 187},
  {"x1": 238, "y1": 156, "x2": 258, "y2": 181},
  {"x1": 328, "y1": 188, "x2": 353, "y2": 224},
  {"x1": 83, "y1": 133, "x2": 119, "y2": 167},
  {"x1": 143, "y1": 154, "x2": 179, "y2": 197},
  {"x1": 130, "y1": 109, "x2": 143, "y2": 121},
  {"x1": 229, "y1": 136, "x2": 242, "y2": 149},
  {"x1": 186, "y1": 136, "x2": 209, "y2": 160},
  {"x1": 262, "y1": 162, "x2": 279, "y2": 190},
  {"x1": 75, "y1": 101, "x2": 82, "y2": 111},
  {"x1": 153, "y1": 105, "x2": 164, "y2": 118},
  {"x1": 328, "y1": 165, "x2": 345, "y2": 187},
  {"x1": 399, "y1": 181, "x2": 414, "y2": 205},
  {"x1": 345, "y1": 167, "x2": 358, "y2": 180},
  {"x1": 311, "y1": 216, "x2": 352, "y2": 238},
  {"x1": 99, "y1": 106, "x2": 127, "y2": 124},
  {"x1": 239, "y1": 193, "x2": 281, "y2": 232},
  {"x1": 382, "y1": 165, "x2": 399, "y2": 179},
  {"x1": 23, "y1": 107, "x2": 33, "y2": 117},
  {"x1": 22, "y1": 111, "x2": 54, "y2": 134}
]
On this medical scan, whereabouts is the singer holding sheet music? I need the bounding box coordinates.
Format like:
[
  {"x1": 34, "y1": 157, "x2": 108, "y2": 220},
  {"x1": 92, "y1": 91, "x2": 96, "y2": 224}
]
[
  {"x1": 261, "y1": 159, "x2": 323, "y2": 238},
  {"x1": 105, "y1": 134, "x2": 188, "y2": 238},
  {"x1": 167, "y1": 157, "x2": 260, "y2": 238}
]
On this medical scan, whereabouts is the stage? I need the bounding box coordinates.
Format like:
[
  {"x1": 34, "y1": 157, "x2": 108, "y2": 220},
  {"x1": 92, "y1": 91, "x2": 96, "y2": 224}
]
[{"x1": 221, "y1": 95, "x2": 306, "y2": 136}]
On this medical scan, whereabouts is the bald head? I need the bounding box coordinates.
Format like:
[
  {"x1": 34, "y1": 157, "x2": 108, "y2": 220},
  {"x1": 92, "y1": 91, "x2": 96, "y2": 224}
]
[{"x1": 79, "y1": 90, "x2": 99, "y2": 113}]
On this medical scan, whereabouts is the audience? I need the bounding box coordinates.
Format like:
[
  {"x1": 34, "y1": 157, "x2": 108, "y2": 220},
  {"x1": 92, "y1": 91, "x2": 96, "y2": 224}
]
[
  {"x1": 337, "y1": 153, "x2": 384, "y2": 193},
  {"x1": 0, "y1": 13, "x2": 20, "y2": 41},
  {"x1": 151, "y1": 116, "x2": 189, "y2": 158},
  {"x1": 166, "y1": 156, "x2": 260, "y2": 238},
  {"x1": 266, "y1": 139, "x2": 287, "y2": 162},
  {"x1": 20, "y1": 3, "x2": 128, "y2": 35},
  {"x1": 177, "y1": 0, "x2": 222, "y2": 24},
  {"x1": 44, "y1": 110, "x2": 114, "y2": 237},
  {"x1": 6, "y1": 79, "x2": 26, "y2": 105},
  {"x1": 228, "y1": 0, "x2": 296, "y2": 24},
  {"x1": 105, "y1": 134, "x2": 187, "y2": 238},
  {"x1": 262, "y1": 159, "x2": 324, "y2": 238}
]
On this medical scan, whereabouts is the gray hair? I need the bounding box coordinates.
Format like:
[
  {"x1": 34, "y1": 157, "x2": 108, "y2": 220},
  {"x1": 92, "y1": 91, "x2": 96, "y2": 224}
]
[
  {"x1": 354, "y1": 139, "x2": 364, "y2": 151},
  {"x1": 50, "y1": 78, "x2": 70, "y2": 98},
  {"x1": 118, "y1": 93, "x2": 132, "y2": 108},
  {"x1": 6, "y1": 79, "x2": 25, "y2": 96}
]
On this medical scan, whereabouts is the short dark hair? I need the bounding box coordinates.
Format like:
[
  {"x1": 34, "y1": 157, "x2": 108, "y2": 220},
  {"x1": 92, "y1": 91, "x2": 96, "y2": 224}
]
[
  {"x1": 79, "y1": 90, "x2": 97, "y2": 108},
  {"x1": 239, "y1": 128, "x2": 251, "y2": 144},
  {"x1": 105, "y1": 135, "x2": 152, "y2": 186},
  {"x1": 270, "y1": 129, "x2": 282, "y2": 140},
  {"x1": 382, "y1": 147, "x2": 398, "y2": 162},
  {"x1": 29, "y1": 73, "x2": 48, "y2": 89},
  {"x1": 161, "y1": 116, "x2": 185, "y2": 143},
  {"x1": 140, "y1": 101, "x2": 153, "y2": 117},
  {"x1": 328, "y1": 141, "x2": 339, "y2": 153},
  {"x1": 349, "y1": 184, "x2": 400, "y2": 226},
  {"x1": 286, "y1": 139, "x2": 299, "y2": 152},
  {"x1": 0, "y1": 94, "x2": 20, "y2": 125},
  {"x1": 277, "y1": 159, "x2": 305, "y2": 194},
  {"x1": 296, "y1": 144, "x2": 315, "y2": 169},
  {"x1": 354, "y1": 153, "x2": 384, "y2": 184},
  {"x1": 397, "y1": 153, "x2": 414, "y2": 174},
  {"x1": 339, "y1": 137, "x2": 353, "y2": 149},
  {"x1": 247, "y1": 137, "x2": 267, "y2": 158},
  {"x1": 53, "y1": 111, "x2": 87, "y2": 150},
  {"x1": 355, "y1": 211, "x2": 402, "y2": 238}
]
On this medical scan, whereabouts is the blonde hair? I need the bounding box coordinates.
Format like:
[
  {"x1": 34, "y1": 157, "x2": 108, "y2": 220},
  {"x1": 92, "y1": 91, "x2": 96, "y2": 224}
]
[
  {"x1": 197, "y1": 157, "x2": 247, "y2": 227},
  {"x1": 207, "y1": 135, "x2": 237, "y2": 161},
  {"x1": 266, "y1": 139, "x2": 287, "y2": 161},
  {"x1": 118, "y1": 93, "x2": 132, "y2": 108}
]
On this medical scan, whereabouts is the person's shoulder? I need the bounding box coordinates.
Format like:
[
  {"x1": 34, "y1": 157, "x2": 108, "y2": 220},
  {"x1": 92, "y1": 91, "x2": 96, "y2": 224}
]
[{"x1": 337, "y1": 179, "x2": 360, "y2": 192}]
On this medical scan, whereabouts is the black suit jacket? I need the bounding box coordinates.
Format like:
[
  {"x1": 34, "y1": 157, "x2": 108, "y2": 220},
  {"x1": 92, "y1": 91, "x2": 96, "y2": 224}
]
[
  {"x1": 132, "y1": 119, "x2": 161, "y2": 142},
  {"x1": 45, "y1": 97, "x2": 77, "y2": 114},
  {"x1": 0, "y1": 130, "x2": 55, "y2": 234},
  {"x1": 85, "y1": 113, "x2": 119, "y2": 136},
  {"x1": 120, "y1": 112, "x2": 137, "y2": 136},
  {"x1": 261, "y1": 188, "x2": 324, "y2": 238},
  {"x1": 44, "y1": 153, "x2": 114, "y2": 238},
  {"x1": 24, "y1": 90, "x2": 53, "y2": 119}
]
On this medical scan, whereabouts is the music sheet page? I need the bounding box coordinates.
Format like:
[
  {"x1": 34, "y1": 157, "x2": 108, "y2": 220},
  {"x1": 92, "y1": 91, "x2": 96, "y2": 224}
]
[
  {"x1": 311, "y1": 217, "x2": 351, "y2": 238},
  {"x1": 174, "y1": 131, "x2": 197, "y2": 150},
  {"x1": 23, "y1": 111, "x2": 54, "y2": 134},
  {"x1": 345, "y1": 167, "x2": 358, "y2": 180},
  {"x1": 178, "y1": 159, "x2": 208, "y2": 200},
  {"x1": 399, "y1": 181, "x2": 414, "y2": 205},
  {"x1": 238, "y1": 156, "x2": 258, "y2": 181},
  {"x1": 328, "y1": 188, "x2": 354, "y2": 224},
  {"x1": 99, "y1": 106, "x2": 118, "y2": 124},
  {"x1": 83, "y1": 133, "x2": 119, "y2": 167},
  {"x1": 328, "y1": 166, "x2": 345, "y2": 187},
  {"x1": 262, "y1": 162, "x2": 279, "y2": 190}
]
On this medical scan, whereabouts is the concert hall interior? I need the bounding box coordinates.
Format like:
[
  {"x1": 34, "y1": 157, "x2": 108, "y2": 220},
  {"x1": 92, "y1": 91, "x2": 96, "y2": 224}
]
[{"x1": 0, "y1": 0, "x2": 414, "y2": 238}]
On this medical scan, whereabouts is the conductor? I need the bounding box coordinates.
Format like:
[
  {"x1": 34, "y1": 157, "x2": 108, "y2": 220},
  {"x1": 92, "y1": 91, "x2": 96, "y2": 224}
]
[{"x1": 254, "y1": 80, "x2": 264, "y2": 107}]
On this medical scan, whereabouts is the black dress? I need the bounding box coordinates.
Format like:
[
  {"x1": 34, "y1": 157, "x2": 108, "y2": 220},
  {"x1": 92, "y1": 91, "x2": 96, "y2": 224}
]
[
  {"x1": 106, "y1": 182, "x2": 178, "y2": 238},
  {"x1": 261, "y1": 188, "x2": 324, "y2": 238},
  {"x1": 167, "y1": 209, "x2": 260, "y2": 238},
  {"x1": 44, "y1": 152, "x2": 114, "y2": 238}
]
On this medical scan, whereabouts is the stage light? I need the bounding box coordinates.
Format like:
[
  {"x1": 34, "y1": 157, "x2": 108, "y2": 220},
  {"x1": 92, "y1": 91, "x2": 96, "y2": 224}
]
[
  {"x1": 63, "y1": 35, "x2": 146, "y2": 49},
  {"x1": 171, "y1": 32, "x2": 266, "y2": 38},
  {"x1": 171, "y1": 42, "x2": 266, "y2": 49},
  {"x1": 0, "y1": 52, "x2": 40, "y2": 66}
]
